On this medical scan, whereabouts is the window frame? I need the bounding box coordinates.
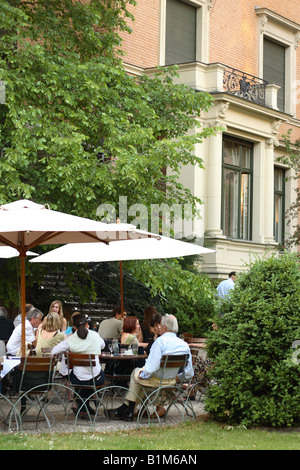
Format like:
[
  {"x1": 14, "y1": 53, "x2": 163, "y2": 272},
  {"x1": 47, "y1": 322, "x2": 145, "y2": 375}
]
[
  {"x1": 256, "y1": 7, "x2": 300, "y2": 116},
  {"x1": 160, "y1": 0, "x2": 211, "y2": 65},
  {"x1": 274, "y1": 166, "x2": 285, "y2": 244},
  {"x1": 221, "y1": 136, "x2": 253, "y2": 241},
  {"x1": 263, "y1": 37, "x2": 286, "y2": 112},
  {"x1": 165, "y1": 0, "x2": 197, "y2": 65}
]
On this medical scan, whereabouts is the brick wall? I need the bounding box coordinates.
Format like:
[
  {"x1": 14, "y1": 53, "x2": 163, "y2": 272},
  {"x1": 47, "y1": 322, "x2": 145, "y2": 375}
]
[
  {"x1": 120, "y1": 0, "x2": 160, "y2": 68},
  {"x1": 121, "y1": 0, "x2": 300, "y2": 139},
  {"x1": 209, "y1": 0, "x2": 299, "y2": 74}
]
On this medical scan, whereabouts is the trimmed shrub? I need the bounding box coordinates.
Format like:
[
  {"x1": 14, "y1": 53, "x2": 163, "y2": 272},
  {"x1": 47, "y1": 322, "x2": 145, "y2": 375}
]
[{"x1": 205, "y1": 252, "x2": 300, "y2": 427}]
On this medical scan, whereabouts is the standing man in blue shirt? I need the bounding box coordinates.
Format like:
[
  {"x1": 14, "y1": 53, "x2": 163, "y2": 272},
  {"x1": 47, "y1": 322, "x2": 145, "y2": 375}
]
[
  {"x1": 105, "y1": 314, "x2": 194, "y2": 422},
  {"x1": 217, "y1": 271, "x2": 236, "y2": 300}
]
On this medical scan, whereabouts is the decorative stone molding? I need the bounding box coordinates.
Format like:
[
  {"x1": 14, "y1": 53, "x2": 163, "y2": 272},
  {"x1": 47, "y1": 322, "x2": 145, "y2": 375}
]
[
  {"x1": 215, "y1": 101, "x2": 230, "y2": 120},
  {"x1": 271, "y1": 119, "x2": 283, "y2": 135},
  {"x1": 266, "y1": 137, "x2": 279, "y2": 148}
]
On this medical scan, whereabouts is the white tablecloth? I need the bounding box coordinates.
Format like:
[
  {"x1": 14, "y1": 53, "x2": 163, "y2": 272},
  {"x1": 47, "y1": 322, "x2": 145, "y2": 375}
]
[{"x1": 0, "y1": 357, "x2": 21, "y2": 378}]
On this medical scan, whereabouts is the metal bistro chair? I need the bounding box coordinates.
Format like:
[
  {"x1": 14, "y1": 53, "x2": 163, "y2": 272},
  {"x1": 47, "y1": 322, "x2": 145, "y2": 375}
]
[
  {"x1": 188, "y1": 339, "x2": 212, "y2": 403},
  {"x1": 12, "y1": 356, "x2": 57, "y2": 430},
  {"x1": 137, "y1": 354, "x2": 194, "y2": 426},
  {"x1": 66, "y1": 353, "x2": 110, "y2": 425}
]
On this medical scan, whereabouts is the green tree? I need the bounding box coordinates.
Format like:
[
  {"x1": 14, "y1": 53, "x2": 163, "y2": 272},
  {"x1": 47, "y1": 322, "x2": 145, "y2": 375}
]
[
  {"x1": 0, "y1": 0, "x2": 216, "y2": 317},
  {"x1": 0, "y1": 0, "x2": 215, "y2": 216},
  {"x1": 205, "y1": 252, "x2": 300, "y2": 427}
]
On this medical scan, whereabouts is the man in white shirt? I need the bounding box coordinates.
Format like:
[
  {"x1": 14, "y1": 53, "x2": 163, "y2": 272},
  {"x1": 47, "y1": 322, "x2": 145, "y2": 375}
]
[
  {"x1": 105, "y1": 314, "x2": 193, "y2": 422},
  {"x1": 217, "y1": 271, "x2": 236, "y2": 300},
  {"x1": 6, "y1": 308, "x2": 43, "y2": 356}
]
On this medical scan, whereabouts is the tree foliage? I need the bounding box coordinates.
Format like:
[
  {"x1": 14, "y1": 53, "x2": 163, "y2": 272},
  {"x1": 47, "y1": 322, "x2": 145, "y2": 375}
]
[
  {"x1": 205, "y1": 252, "x2": 300, "y2": 427},
  {"x1": 0, "y1": 0, "x2": 215, "y2": 217},
  {"x1": 0, "y1": 0, "x2": 216, "y2": 318}
]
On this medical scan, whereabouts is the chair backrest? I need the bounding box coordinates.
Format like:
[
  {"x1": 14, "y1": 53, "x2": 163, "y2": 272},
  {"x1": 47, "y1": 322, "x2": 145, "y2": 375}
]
[
  {"x1": 19, "y1": 356, "x2": 56, "y2": 371},
  {"x1": 66, "y1": 353, "x2": 101, "y2": 390},
  {"x1": 190, "y1": 337, "x2": 207, "y2": 345},
  {"x1": 159, "y1": 354, "x2": 188, "y2": 369},
  {"x1": 17, "y1": 356, "x2": 57, "y2": 393},
  {"x1": 183, "y1": 333, "x2": 193, "y2": 344},
  {"x1": 67, "y1": 353, "x2": 97, "y2": 369},
  {"x1": 41, "y1": 348, "x2": 52, "y2": 357},
  {"x1": 156, "y1": 354, "x2": 189, "y2": 386}
]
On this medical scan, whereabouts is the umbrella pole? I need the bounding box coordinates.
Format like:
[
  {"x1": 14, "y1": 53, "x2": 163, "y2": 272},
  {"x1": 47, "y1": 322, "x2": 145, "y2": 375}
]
[
  {"x1": 119, "y1": 260, "x2": 124, "y2": 316},
  {"x1": 20, "y1": 252, "x2": 27, "y2": 356}
]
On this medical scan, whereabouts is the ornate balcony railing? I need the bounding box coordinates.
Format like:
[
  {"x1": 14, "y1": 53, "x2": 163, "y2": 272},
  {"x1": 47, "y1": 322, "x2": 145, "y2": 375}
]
[{"x1": 223, "y1": 66, "x2": 268, "y2": 106}]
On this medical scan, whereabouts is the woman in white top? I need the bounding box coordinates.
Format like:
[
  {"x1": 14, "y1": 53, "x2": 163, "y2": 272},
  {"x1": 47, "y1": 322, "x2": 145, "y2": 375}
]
[{"x1": 52, "y1": 313, "x2": 105, "y2": 420}]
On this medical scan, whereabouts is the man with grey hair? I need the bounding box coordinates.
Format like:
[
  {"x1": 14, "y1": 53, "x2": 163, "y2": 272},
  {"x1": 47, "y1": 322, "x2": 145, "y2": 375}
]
[
  {"x1": 106, "y1": 314, "x2": 193, "y2": 422},
  {"x1": 0, "y1": 306, "x2": 14, "y2": 341},
  {"x1": 6, "y1": 308, "x2": 43, "y2": 356}
]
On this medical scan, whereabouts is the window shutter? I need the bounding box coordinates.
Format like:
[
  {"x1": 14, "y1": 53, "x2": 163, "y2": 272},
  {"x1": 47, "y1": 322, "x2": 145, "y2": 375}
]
[
  {"x1": 165, "y1": 0, "x2": 197, "y2": 65},
  {"x1": 263, "y1": 38, "x2": 285, "y2": 112}
]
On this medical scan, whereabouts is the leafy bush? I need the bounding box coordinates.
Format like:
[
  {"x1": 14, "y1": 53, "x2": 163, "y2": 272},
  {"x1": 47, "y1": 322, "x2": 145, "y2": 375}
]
[{"x1": 205, "y1": 252, "x2": 300, "y2": 427}]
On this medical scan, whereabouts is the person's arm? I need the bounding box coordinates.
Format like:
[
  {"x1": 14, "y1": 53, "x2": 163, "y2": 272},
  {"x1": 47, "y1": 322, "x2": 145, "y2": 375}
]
[
  {"x1": 99, "y1": 335, "x2": 105, "y2": 350},
  {"x1": 139, "y1": 339, "x2": 162, "y2": 379},
  {"x1": 52, "y1": 337, "x2": 70, "y2": 355}
]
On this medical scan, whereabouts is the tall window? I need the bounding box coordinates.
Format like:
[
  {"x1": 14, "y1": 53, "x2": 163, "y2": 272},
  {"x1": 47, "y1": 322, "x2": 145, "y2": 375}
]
[
  {"x1": 263, "y1": 38, "x2": 286, "y2": 112},
  {"x1": 222, "y1": 137, "x2": 253, "y2": 240},
  {"x1": 274, "y1": 167, "x2": 285, "y2": 244},
  {"x1": 165, "y1": 0, "x2": 197, "y2": 65}
]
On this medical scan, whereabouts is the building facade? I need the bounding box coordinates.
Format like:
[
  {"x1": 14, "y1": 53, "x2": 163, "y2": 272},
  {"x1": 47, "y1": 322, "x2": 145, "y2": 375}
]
[{"x1": 120, "y1": 0, "x2": 300, "y2": 278}]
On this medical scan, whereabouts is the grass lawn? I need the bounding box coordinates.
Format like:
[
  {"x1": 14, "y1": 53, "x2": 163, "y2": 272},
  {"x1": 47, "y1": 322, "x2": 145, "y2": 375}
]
[{"x1": 1, "y1": 418, "x2": 299, "y2": 451}]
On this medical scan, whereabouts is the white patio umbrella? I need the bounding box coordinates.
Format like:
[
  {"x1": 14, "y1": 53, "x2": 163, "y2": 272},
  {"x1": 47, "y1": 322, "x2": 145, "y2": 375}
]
[
  {"x1": 30, "y1": 236, "x2": 214, "y2": 263},
  {"x1": 0, "y1": 247, "x2": 38, "y2": 258},
  {"x1": 0, "y1": 199, "x2": 151, "y2": 353},
  {"x1": 30, "y1": 235, "x2": 215, "y2": 315}
]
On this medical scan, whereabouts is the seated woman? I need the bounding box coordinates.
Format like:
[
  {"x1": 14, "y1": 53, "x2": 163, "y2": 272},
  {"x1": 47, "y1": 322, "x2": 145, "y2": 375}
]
[
  {"x1": 112, "y1": 316, "x2": 144, "y2": 384},
  {"x1": 141, "y1": 306, "x2": 159, "y2": 345},
  {"x1": 35, "y1": 312, "x2": 66, "y2": 356},
  {"x1": 52, "y1": 313, "x2": 106, "y2": 420},
  {"x1": 120, "y1": 316, "x2": 140, "y2": 347}
]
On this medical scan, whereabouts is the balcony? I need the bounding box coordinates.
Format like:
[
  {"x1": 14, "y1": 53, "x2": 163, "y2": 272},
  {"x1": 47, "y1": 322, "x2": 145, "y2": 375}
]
[
  {"x1": 158, "y1": 61, "x2": 281, "y2": 111},
  {"x1": 222, "y1": 66, "x2": 267, "y2": 106}
]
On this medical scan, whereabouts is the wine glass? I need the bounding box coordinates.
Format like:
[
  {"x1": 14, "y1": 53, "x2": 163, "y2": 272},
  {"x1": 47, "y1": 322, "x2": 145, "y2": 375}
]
[{"x1": 108, "y1": 343, "x2": 114, "y2": 356}]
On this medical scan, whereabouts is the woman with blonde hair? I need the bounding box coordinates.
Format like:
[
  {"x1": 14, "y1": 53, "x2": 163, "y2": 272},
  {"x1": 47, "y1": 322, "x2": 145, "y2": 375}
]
[
  {"x1": 48, "y1": 300, "x2": 67, "y2": 332},
  {"x1": 36, "y1": 312, "x2": 66, "y2": 356}
]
